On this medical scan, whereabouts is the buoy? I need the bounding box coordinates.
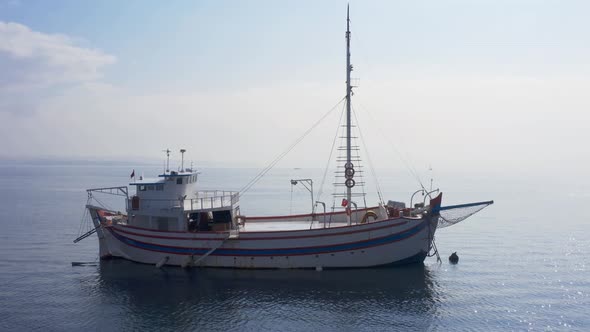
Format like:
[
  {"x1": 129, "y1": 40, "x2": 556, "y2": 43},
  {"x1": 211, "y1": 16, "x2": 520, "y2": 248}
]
[{"x1": 449, "y1": 252, "x2": 459, "y2": 264}]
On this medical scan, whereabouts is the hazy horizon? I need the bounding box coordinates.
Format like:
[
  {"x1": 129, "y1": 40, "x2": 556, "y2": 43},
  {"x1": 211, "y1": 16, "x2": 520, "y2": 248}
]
[{"x1": 1, "y1": 1, "x2": 589, "y2": 177}]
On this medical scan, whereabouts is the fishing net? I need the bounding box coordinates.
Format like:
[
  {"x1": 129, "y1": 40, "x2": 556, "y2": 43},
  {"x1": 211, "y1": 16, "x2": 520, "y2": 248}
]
[{"x1": 436, "y1": 201, "x2": 493, "y2": 228}]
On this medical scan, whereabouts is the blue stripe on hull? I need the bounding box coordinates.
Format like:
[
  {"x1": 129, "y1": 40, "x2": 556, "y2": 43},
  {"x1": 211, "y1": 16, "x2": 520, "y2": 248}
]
[{"x1": 108, "y1": 220, "x2": 428, "y2": 256}]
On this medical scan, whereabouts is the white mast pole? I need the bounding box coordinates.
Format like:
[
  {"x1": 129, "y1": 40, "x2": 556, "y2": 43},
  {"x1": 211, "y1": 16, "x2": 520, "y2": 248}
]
[
  {"x1": 165, "y1": 149, "x2": 170, "y2": 173},
  {"x1": 345, "y1": 4, "x2": 352, "y2": 206},
  {"x1": 180, "y1": 149, "x2": 186, "y2": 171}
]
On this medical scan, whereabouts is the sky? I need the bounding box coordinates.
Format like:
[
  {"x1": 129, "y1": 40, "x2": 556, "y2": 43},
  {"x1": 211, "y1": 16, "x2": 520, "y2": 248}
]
[{"x1": 0, "y1": 0, "x2": 589, "y2": 178}]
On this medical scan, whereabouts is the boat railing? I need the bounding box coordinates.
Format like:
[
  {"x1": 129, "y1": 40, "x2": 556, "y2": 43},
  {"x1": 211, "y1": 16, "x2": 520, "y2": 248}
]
[
  {"x1": 189, "y1": 191, "x2": 239, "y2": 211},
  {"x1": 129, "y1": 191, "x2": 238, "y2": 212},
  {"x1": 87, "y1": 186, "x2": 129, "y2": 198},
  {"x1": 314, "y1": 201, "x2": 327, "y2": 228},
  {"x1": 194, "y1": 190, "x2": 236, "y2": 199},
  {"x1": 409, "y1": 188, "x2": 440, "y2": 208}
]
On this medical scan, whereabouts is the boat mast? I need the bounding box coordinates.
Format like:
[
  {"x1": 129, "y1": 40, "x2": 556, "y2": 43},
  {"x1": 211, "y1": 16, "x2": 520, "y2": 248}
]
[{"x1": 345, "y1": 4, "x2": 352, "y2": 205}]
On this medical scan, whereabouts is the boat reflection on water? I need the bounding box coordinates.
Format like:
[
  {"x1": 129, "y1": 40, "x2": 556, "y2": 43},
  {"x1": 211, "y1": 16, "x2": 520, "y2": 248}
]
[{"x1": 93, "y1": 260, "x2": 442, "y2": 331}]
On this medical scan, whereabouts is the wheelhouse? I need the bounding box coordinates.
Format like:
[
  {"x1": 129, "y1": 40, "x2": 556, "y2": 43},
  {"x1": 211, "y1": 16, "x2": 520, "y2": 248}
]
[{"x1": 127, "y1": 170, "x2": 238, "y2": 232}]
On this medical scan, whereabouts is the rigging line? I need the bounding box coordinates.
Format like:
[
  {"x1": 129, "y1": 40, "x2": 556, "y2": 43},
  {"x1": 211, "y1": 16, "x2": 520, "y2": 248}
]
[
  {"x1": 348, "y1": 16, "x2": 426, "y2": 193},
  {"x1": 406, "y1": 153, "x2": 428, "y2": 191},
  {"x1": 331, "y1": 126, "x2": 346, "y2": 203},
  {"x1": 317, "y1": 102, "x2": 346, "y2": 202},
  {"x1": 77, "y1": 207, "x2": 89, "y2": 237},
  {"x1": 350, "y1": 21, "x2": 426, "y2": 190},
  {"x1": 351, "y1": 104, "x2": 384, "y2": 205},
  {"x1": 289, "y1": 182, "x2": 293, "y2": 216},
  {"x1": 77, "y1": 197, "x2": 90, "y2": 235},
  {"x1": 355, "y1": 102, "x2": 426, "y2": 189},
  {"x1": 238, "y1": 96, "x2": 346, "y2": 197},
  {"x1": 92, "y1": 195, "x2": 112, "y2": 211},
  {"x1": 348, "y1": 19, "x2": 375, "y2": 88}
]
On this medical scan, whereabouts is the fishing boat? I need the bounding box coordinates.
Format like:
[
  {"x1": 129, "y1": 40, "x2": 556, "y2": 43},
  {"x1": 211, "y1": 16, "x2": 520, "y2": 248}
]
[{"x1": 74, "y1": 7, "x2": 493, "y2": 269}]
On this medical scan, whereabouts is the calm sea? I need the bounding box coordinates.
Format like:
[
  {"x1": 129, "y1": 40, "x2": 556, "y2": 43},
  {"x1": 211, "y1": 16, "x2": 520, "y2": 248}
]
[{"x1": 0, "y1": 164, "x2": 588, "y2": 331}]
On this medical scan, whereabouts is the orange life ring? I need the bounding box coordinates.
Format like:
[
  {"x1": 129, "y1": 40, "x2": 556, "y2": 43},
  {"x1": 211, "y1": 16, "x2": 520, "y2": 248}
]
[{"x1": 360, "y1": 210, "x2": 378, "y2": 224}]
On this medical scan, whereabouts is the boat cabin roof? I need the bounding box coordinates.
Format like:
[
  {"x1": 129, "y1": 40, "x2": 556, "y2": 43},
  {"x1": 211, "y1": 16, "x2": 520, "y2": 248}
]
[
  {"x1": 129, "y1": 178, "x2": 166, "y2": 186},
  {"x1": 129, "y1": 170, "x2": 199, "y2": 186},
  {"x1": 158, "y1": 172, "x2": 195, "y2": 178}
]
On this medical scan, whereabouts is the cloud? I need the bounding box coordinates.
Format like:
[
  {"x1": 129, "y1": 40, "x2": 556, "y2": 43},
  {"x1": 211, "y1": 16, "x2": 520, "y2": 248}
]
[
  {"x1": 0, "y1": 23, "x2": 587, "y2": 177},
  {"x1": 0, "y1": 21, "x2": 115, "y2": 113},
  {"x1": 1, "y1": 72, "x2": 588, "y2": 176}
]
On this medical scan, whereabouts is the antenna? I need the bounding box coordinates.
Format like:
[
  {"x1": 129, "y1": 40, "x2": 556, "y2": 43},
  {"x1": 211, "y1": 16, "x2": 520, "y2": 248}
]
[
  {"x1": 180, "y1": 149, "x2": 186, "y2": 170},
  {"x1": 162, "y1": 149, "x2": 171, "y2": 173}
]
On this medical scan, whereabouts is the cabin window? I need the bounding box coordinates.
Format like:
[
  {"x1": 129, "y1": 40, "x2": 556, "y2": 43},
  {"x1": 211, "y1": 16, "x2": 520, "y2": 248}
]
[
  {"x1": 147, "y1": 185, "x2": 154, "y2": 191},
  {"x1": 156, "y1": 184, "x2": 164, "y2": 191},
  {"x1": 139, "y1": 185, "x2": 146, "y2": 191},
  {"x1": 176, "y1": 178, "x2": 183, "y2": 185}
]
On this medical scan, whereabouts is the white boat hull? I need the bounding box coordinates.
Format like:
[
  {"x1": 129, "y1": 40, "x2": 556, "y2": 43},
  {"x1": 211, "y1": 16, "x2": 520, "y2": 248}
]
[{"x1": 90, "y1": 208, "x2": 438, "y2": 269}]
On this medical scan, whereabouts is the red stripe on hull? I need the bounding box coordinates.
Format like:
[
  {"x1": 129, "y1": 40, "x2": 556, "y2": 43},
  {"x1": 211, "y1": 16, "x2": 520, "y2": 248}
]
[{"x1": 111, "y1": 218, "x2": 410, "y2": 241}]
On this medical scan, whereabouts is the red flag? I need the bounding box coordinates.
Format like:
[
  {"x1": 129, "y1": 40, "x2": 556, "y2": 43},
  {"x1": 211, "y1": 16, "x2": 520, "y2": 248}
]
[
  {"x1": 341, "y1": 198, "x2": 348, "y2": 207},
  {"x1": 130, "y1": 169, "x2": 135, "y2": 179}
]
